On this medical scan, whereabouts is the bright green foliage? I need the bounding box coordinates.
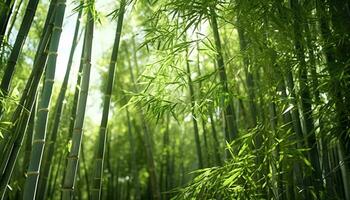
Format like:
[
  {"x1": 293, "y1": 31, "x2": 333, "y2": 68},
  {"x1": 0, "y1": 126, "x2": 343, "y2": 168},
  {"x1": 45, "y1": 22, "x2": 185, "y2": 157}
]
[{"x1": 0, "y1": 0, "x2": 349, "y2": 199}]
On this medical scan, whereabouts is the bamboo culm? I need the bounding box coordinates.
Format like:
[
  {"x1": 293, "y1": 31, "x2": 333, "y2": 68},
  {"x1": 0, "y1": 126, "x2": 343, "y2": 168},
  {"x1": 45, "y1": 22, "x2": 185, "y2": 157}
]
[
  {"x1": 37, "y1": 5, "x2": 82, "y2": 199},
  {"x1": 0, "y1": 2, "x2": 57, "y2": 197},
  {"x1": 61, "y1": 3, "x2": 94, "y2": 199},
  {"x1": 90, "y1": 0, "x2": 125, "y2": 199},
  {"x1": 0, "y1": 0, "x2": 41, "y2": 117},
  {"x1": 23, "y1": 0, "x2": 67, "y2": 199}
]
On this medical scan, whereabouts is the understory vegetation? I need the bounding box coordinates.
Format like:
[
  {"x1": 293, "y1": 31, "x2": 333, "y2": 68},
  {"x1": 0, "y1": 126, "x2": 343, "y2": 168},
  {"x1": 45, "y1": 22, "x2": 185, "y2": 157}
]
[{"x1": 0, "y1": 0, "x2": 349, "y2": 199}]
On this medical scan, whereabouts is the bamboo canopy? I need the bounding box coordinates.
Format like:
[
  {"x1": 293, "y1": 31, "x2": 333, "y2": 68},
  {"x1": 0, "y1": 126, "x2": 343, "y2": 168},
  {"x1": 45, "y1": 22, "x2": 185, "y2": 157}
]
[{"x1": 0, "y1": 0, "x2": 349, "y2": 199}]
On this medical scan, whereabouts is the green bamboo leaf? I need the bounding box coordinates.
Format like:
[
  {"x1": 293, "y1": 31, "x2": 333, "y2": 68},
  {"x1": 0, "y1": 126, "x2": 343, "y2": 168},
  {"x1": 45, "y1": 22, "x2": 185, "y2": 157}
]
[
  {"x1": 282, "y1": 104, "x2": 294, "y2": 115},
  {"x1": 223, "y1": 171, "x2": 241, "y2": 186}
]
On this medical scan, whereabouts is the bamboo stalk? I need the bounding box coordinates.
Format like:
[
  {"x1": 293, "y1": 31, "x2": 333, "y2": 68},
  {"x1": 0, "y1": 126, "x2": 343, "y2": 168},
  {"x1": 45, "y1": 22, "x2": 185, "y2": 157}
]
[
  {"x1": 0, "y1": 0, "x2": 15, "y2": 47},
  {"x1": 0, "y1": 0, "x2": 42, "y2": 117},
  {"x1": 61, "y1": 2, "x2": 94, "y2": 198},
  {"x1": 90, "y1": 0, "x2": 125, "y2": 199},
  {"x1": 185, "y1": 45, "x2": 203, "y2": 168},
  {"x1": 23, "y1": 0, "x2": 67, "y2": 199},
  {"x1": 0, "y1": 2, "x2": 56, "y2": 196},
  {"x1": 209, "y1": 6, "x2": 238, "y2": 142},
  {"x1": 37, "y1": 5, "x2": 82, "y2": 199}
]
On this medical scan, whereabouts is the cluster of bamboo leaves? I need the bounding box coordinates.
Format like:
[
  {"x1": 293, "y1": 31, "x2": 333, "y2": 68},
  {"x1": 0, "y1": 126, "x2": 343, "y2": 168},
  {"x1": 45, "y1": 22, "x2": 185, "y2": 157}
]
[{"x1": 0, "y1": 0, "x2": 349, "y2": 199}]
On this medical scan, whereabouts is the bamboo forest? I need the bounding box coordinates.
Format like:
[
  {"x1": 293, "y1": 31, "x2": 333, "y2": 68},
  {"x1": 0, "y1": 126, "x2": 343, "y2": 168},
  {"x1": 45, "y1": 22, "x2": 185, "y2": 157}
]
[{"x1": 0, "y1": 0, "x2": 350, "y2": 199}]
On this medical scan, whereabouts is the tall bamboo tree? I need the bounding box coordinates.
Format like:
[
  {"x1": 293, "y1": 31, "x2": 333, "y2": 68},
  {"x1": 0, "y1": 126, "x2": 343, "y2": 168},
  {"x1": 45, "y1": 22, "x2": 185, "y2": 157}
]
[
  {"x1": 4, "y1": 0, "x2": 25, "y2": 42},
  {"x1": 37, "y1": 5, "x2": 83, "y2": 199},
  {"x1": 209, "y1": 5, "x2": 238, "y2": 142},
  {"x1": 0, "y1": 0, "x2": 15, "y2": 47},
  {"x1": 0, "y1": 2, "x2": 56, "y2": 197},
  {"x1": 0, "y1": 0, "x2": 42, "y2": 117},
  {"x1": 61, "y1": 1, "x2": 94, "y2": 198},
  {"x1": 185, "y1": 44, "x2": 203, "y2": 168},
  {"x1": 290, "y1": 0, "x2": 323, "y2": 196},
  {"x1": 90, "y1": 0, "x2": 125, "y2": 199},
  {"x1": 22, "y1": 0, "x2": 67, "y2": 199}
]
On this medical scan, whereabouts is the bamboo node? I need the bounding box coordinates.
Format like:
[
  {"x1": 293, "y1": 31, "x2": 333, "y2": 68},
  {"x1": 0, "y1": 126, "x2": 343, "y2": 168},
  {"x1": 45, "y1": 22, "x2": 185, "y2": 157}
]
[
  {"x1": 33, "y1": 139, "x2": 45, "y2": 143},
  {"x1": 61, "y1": 187, "x2": 74, "y2": 191},
  {"x1": 73, "y1": 128, "x2": 83, "y2": 132},
  {"x1": 45, "y1": 78, "x2": 55, "y2": 83},
  {"x1": 68, "y1": 155, "x2": 79, "y2": 160},
  {"x1": 38, "y1": 108, "x2": 49, "y2": 112},
  {"x1": 26, "y1": 171, "x2": 39, "y2": 176},
  {"x1": 53, "y1": 26, "x2": 63, "y2": 32}
]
